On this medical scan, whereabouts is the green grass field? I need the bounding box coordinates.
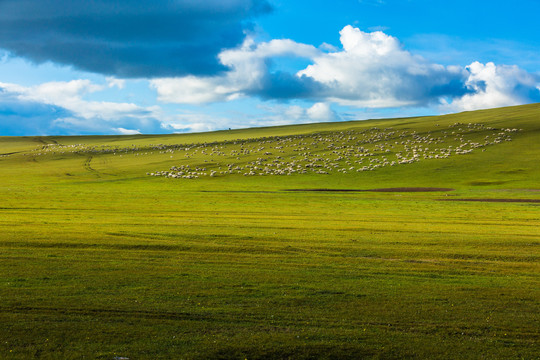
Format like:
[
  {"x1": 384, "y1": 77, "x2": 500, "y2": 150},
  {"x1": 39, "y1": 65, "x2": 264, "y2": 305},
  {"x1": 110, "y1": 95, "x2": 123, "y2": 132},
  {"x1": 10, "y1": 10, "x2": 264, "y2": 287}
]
[{"x1": 1, "y1": 103, "x2": 539, "y2": 359}]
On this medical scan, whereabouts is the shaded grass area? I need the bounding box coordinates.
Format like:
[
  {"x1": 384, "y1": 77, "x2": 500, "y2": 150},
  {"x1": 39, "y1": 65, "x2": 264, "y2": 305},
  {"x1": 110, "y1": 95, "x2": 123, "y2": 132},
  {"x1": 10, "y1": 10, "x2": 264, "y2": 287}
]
[
  {"x1": 1, "y1": 104, "x2": 539, "y2": 358},
  {"x1": 1, "y1": 186, "x2": 538, "y2": 359}
]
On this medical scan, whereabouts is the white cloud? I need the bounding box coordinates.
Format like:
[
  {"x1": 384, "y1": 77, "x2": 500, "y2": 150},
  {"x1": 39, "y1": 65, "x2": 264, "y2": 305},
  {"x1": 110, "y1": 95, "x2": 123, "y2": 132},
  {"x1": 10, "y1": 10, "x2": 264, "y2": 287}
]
[
  {"x1": 150, "y1": 25, "x2": 539, "y2": 116},
  {"x1": 306, "y1": 102, "x2": 340, "y2": 121},
  {"x1": 115, "y1": 127, "x2": 141, "y2": 135},
  {"x1": 280, "y1": 102, "x2": 340, "y2": 123},
  {"x1": 150, "y1": 76, "x2": 241, "y2": 104},
  {"x1": 0, "y1": 79, "x2": 157, "y2": 120},
  {"x1": 150, "y1": 25, "x2": 473, "y2": 109},
  {"x1": 1, "y1": 80, "x2": 101, "y2": 105},
  {"x1": 169, "y1": 122, "x2": 215, "y2": 133},
  {"x1": 0, "y1": 79, "x2": 169, "y2": 134},
  {"x1": 442, "y1": 61, "x2": 540, "y2": 112},
  {"x1": 298, "y1": 25, "x2": 467, "y2": 108},
  {"x1": 4, "y1": 25, "x2": 539, "y2": 136},
  {"x1": 150, "y1": 37, "x2": 320, "y2": 104}
]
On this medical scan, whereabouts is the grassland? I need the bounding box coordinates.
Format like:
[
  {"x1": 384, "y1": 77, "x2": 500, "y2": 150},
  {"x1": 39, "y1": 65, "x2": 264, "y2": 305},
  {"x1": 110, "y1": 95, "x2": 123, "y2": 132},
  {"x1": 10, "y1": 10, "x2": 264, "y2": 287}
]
[{"x1": 0, "y1": 103, "x2": 539, "y2": 359}]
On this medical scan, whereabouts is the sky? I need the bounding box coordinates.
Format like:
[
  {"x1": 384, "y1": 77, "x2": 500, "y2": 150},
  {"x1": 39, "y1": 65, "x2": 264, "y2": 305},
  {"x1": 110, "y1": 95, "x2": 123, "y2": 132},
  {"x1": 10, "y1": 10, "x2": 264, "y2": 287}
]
[{"x1": 0, "y1": 0, "x2": 539, "y2": 136}]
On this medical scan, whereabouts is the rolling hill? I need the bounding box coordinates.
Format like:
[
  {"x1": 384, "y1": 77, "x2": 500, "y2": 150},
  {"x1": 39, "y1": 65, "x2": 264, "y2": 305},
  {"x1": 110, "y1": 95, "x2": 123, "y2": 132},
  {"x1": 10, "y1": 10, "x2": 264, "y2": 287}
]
[{"x1": 0, "y1": 103, "x2": 539, "y2": 359}]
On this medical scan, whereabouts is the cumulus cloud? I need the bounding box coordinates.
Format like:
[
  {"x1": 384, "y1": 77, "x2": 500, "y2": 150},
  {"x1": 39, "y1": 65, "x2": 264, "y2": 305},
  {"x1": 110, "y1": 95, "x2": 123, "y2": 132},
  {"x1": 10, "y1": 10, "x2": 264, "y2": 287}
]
[
  {"x1": 0, "y1": 80, "x2": 167, "y2": 135},
  {"x1": 3, "y1": 19, "x2": 539, "y2": 135},
  {"x1": 298, "y1": 25, "x2": 470, "y2": 107},
  {"x1": 306, "y1": 102, "x2": 340, "y2": 121},
  {"x1": 152, "y1": 25, "x2": 540, "y2": 114},
  {"x1": 0, "y1": 80, "x2": 157, "y2": 120},
  {"x1": 150, "y1": 37, "x2": 321, "y2": 104},
  {"x1": 442, "y1": 61, "x2": 540, "y2": 112},
  {"x1": 150, "y1": 26, "x2": 473, "y2": 108},
  {"x1": 0, "y1": 0, "x2": 272, "y2": 78}
]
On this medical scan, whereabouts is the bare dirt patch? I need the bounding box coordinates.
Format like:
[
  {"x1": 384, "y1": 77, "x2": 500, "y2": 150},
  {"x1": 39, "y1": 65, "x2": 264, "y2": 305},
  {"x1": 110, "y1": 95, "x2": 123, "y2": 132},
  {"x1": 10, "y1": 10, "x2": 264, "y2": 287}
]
[
  {"x1": 368, "y1": 187, "x2": 454, "y2": 192},
  {"x1": 285, "y1": 189, "x2": 363, "y2": 192},
  {"x1": 441, "y1": 198, "x2": 540, "y2": 203},
  {"x1": 285, "y1": 187, "x2": 454, "y2": 193}
]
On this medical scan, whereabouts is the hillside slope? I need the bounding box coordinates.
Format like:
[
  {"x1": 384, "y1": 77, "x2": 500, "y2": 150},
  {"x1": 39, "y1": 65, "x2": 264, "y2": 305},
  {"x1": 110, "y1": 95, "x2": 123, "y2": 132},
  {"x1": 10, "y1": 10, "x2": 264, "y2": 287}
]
[
  {"x1": 0, "y1": 104, "x2": 539, "y2": 359},
  {"x1": 1, "y1": 102, "x2": 540, "y2": 191}
]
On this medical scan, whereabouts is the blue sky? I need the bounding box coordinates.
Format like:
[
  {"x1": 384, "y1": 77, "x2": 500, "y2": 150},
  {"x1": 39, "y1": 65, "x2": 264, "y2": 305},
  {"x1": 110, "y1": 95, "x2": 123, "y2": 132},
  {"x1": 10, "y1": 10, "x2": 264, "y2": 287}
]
[{"x1": 0, "y1": 0, "x2": 539, "y2": 136}]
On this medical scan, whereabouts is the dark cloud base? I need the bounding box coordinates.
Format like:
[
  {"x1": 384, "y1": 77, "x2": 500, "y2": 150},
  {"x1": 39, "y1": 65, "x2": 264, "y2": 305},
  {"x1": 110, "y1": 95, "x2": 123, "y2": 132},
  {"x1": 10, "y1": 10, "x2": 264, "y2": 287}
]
[{"x1": 0, "y1": 0, "x2": 272, "y2": 78}]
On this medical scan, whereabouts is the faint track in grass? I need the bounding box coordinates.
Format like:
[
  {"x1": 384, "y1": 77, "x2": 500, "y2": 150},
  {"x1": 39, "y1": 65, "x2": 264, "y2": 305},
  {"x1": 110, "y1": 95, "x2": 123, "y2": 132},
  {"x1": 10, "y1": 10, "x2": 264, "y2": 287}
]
[
  {"x1": 83, "y1": 155, "x2": 100, "y2": 177},
  {"x1": 2, "y1": 306, "x2": 539, "y2": 341}
]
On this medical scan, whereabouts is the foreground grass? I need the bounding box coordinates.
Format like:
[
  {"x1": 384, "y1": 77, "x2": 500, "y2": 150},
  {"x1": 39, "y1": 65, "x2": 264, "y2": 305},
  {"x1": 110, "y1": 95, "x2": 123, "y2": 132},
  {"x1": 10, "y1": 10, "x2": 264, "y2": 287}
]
[{"x1": 0, "y1": 104, "x2": 539, "y2": 359}]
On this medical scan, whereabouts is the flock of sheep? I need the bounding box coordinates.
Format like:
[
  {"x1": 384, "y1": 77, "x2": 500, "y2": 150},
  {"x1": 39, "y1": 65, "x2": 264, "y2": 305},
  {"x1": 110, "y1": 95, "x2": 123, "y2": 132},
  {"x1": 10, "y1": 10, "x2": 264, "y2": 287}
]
[
  {"x1": 21, "y1": 122, "x2": 519, "y2": 180},
  {"x1": 146, "y1": 123, "x2": 519, "y2": 179}
]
